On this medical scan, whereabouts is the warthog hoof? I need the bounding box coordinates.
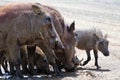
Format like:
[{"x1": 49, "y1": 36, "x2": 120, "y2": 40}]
[
  {"x1": 0, "y1": 73, "x2": 3, "y2": 76},
  {"x1": 56, "y1": 72, "x2": 64, "y2": 77},
  {"x1": 96, "y1": 65, "x2": 101, "y2": 69},
  {"x1": 15, "y1": 70, "x2": 24, "y2": 78},
  {"x1": 36, "y1": 68, "x2": 51, "y2": 74},
  {"x1": 65, "y1": 67, "x2": 76, "y2": 72},
  {"x1": 10, "y1": 72, "x2": 23, "y2": 79}
]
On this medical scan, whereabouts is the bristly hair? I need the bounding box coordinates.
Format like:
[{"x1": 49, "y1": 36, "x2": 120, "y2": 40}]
[
  {"x1": 36, "y1": 3, "x2": 41, "y2": 5},
  {"x1": 92, "y1": 28, "x2": 103, "y2": 38}
]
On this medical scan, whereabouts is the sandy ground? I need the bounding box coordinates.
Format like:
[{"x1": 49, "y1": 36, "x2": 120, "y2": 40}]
[{"x1": 0, "y1": 0, "x2": 120, "y2": 80}]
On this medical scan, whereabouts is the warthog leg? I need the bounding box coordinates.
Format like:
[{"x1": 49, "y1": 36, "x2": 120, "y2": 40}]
[
  {"x1": 93, "y1": 49, "x2": 101, "y2": 69},
  {"x1": 2, "y1": 60, "x2": 9, "y2": 73},
  {"x1": 9, "y1": 61, "x2": 15, "y2": 75},
  {"x1": 8, "y1": 44, "x2": 23, "y2": 78},
  {"x1": 83, "y1": 50, "x2": 91, "y2": 66},
  {"x1": 51, "y1": 62, "x2": 64, "y2": 76},
  {"x1": 0, "y1": 68, "x2": 2, "y2": 76},
  {"x1": 56, "y1": 60, "x2": 63, "y2": 72}
]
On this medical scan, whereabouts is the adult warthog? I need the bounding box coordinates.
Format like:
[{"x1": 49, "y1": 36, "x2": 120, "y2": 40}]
[
  {"x1": 76, "y1": 28, "x2": 109, "y2": 68},
  {"x1": 0, "y1": 3, "x2": 64, "y2": 78},
  {"x1": 41, "y1": 4, "x2": 79, "y2": 71}
]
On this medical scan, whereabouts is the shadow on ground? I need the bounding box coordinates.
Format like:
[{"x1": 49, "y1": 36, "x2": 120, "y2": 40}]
[{"x1": 77, "y1": 67, "x2": 111, "y2": 72}]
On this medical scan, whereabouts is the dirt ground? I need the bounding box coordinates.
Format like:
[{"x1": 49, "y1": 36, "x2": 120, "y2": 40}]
[{"x1": 0, "y1": 0, "x2": 120, "y2": 80}]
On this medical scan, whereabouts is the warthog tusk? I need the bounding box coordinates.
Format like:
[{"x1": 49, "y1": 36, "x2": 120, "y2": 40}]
[
  {"x1": 73, "y1": 58, "x2": 83, "y2": 66},
  {"x1": 39, "y1": 32, "x2": 45, "y2": 40}
]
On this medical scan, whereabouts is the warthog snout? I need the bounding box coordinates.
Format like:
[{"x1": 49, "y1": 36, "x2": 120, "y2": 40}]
[
  {"x1": 64, "y1": 64, "x2": 76, "y2": 72},
  {"x1": 103, "y1": 50, "x2": 109, "y2": 56}
]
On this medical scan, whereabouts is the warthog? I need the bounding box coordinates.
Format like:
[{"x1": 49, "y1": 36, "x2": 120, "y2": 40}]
[
  {"x1": 76, "y1": 28, "x2": 109, "y2": 68},
  {"x1": 34, "y1": 46, "x2": 50, "y2": 74},
  {"x1": 20, "y1": 45, "x2": 29, "y2": 74},
  {"x1": 27, "y1": 45, "x2": 50, "y2": 75},
  {"x1": 41, "y1": 5, "x2": 79, "y2": 71},
  {"x1": 27, "y1": 3, "x2": 79, "y2": 74},
  {"x1": 35, "y1": 39, "x2": 62, "y2": 76},
  {"x1": 0, "y1": 3, "x2": 64, "y2": 78}
]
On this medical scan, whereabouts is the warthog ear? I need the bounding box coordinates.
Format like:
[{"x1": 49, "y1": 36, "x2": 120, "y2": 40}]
[
  {"x1": 104, "y1": 34, "x2": 108, "y2": 39},
  {"x1": 93, "y1": 33, "x2": 100, "y2": 40},
  {"x1": 32, "y1": 5, "x2": 42, "y2": 15},
  {"x1": 69, "y1": 21, "x2": 75, "y2": 32}
]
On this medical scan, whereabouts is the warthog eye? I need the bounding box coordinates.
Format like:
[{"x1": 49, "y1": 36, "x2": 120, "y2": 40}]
[
  {"x1": 99, "y1": 41, "x2": 103, "y2": 45},
  {"x1": 38, "y1": 12, "x2": 41, "y2": 15},
  {"x1": 45, "y1": 17, "x2": 51, "y2": 22}
]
